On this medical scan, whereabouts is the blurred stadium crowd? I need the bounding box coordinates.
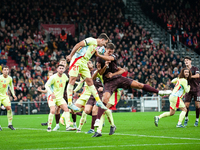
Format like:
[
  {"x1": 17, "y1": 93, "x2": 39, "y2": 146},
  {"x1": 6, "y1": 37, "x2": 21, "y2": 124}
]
[{"x1": 0, "y1": 0, "x2": 189, "y2": 114}]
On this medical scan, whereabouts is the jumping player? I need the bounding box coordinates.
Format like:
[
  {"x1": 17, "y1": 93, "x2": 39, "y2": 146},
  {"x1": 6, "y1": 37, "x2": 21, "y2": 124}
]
[
  {"x1": 92, "y1": 43, "x2": 171, "y2": 137},
  {"x1": 66, "y1": 33, "x2": 110, "y2": 111}
]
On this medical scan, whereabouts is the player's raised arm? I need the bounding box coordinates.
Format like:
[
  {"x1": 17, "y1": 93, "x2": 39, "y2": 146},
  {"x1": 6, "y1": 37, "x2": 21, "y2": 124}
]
[
  {"x1": 9, "y1": 78, "x2": 17, "y2": 100},
  {"x1": 97, "y1": 61, "x2": 110, "y2": 75},
  {"x1": 66, "y1": 40, "x2": 86, "y2": 61},
  {"x1": 181, "y1": 79, "x2": 190, "y2": 93},
  {"x1": 95, "y1": 51, "x2": 115, "y2": 61}
]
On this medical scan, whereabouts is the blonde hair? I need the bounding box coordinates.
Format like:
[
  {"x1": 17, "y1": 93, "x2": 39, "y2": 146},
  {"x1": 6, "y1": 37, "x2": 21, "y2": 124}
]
[{"x1": 48, "y1": 71, "x2": 53, "y2": 76}]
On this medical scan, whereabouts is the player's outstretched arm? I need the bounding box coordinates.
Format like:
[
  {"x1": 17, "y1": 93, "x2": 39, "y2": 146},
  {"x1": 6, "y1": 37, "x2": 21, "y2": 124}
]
[
  {"x1": 95, "y1": 50, "x2": 115, "y2": 61},
  {"x1": 66, "y1": 41, "x2": 86, "y2": 61}
]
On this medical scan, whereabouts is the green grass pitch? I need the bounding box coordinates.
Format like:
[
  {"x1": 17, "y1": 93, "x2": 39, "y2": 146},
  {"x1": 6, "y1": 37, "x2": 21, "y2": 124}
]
[{"x1": 0, "y1": 111, "x2": 200, "y2": 150}]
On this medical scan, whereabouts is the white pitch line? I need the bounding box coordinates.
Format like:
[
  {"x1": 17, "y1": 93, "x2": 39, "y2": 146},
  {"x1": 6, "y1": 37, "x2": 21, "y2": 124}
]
[
  {"x1": 2, "y1": 127, "x2": 200, "y2": 141},
  {"x1": 24, "y1": 143, "x2": 200, "y2": 150}
]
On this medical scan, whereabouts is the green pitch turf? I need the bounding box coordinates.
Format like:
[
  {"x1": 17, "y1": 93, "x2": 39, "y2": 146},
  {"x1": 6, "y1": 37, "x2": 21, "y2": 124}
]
[{"x1": 0, "y1": 111, "x2": 200, "y2": 150}]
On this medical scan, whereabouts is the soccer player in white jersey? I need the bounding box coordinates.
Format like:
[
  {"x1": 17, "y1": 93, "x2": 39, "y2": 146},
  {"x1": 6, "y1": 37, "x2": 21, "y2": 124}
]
[
  {"x1": 0, "y1": 65, "x2": 17, "y2": 131},
  {"x1": 154, "y1": 68, "x2": 191, "y2": 128},
  {"x1": 45, "y1": 64, "x2": 74, "y2": 132},
  {"x1": 66, "y1": 33, "x2": 109, "y2": 112}
]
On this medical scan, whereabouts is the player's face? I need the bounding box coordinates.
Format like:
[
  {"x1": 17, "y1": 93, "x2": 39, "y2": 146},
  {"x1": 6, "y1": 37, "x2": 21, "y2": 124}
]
[
  {"x1": 48, "y1": 72, "x2": 53, "y2": 77},
  {"x1": 184, "y1": 59, "x2": 191, "y2": 66},
  {"x1": 87, "y1": 61, "x2": 93, "y2": 69},
  {"x1": 57, "y1": 66, "x2": 65, "y2": 75},
  {"x1": 59, "y1": 61, "x2": 67, "y2": 68},
  {"x1": 184, "y1": 70, "x2": 189, "y2": 78},
  {"x1": 106, "y1": 48, "x2": 115, "y2": 56},
  {"x1": 99, "y1": 39, "x2": 108, "y2": 47},
  {"x1": 2, "y1": 68, "x2": 9, "y2": 76}
]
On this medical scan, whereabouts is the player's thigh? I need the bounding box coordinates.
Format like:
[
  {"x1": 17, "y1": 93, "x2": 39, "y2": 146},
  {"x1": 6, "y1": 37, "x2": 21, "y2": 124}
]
[
  {"x1": 2, "y1": 96, "x2": 11, "y2": 107},
  {"x1": 79, "y1": 63, "x2": 91, "y2": 79},
  {"x1": 179, "y1": 99, "x2": 186, "y2": 109},
  {"x1": 56, "y1": 98, "x2": 67, "y2": 108},
  {"x1": 103, "y1": 92, "x2": 111, "y2": 104},
  {"x1": 185, "y1": 92, "x2": 192, "y2": 104},
  {"x1": 130, "y1": 80, "x2": 144, "y2": 89},
  {"x1": 76, "y1": 92, "x2": 91, "y2": 107},
  {"x1": 59, "y1": 103, "x2": 69, "y2": 112},
  {"x1": 169, "y1": 95, "x2": 178, "y2": 111},
  {"x1": 47, "y1": 95, "x2": 56, "y2": 107},
  {"x1": 69, "y1": 60, "x2": 81, "y2": 78},
  {"x1": 108, "y1": 91, "x2": 118, "y2": 106},
  {"x1": 92, "y1": 105, "x2": 98, "y2": 115}
]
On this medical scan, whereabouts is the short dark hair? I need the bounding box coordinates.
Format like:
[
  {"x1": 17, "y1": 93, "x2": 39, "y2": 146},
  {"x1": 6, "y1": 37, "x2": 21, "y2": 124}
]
[
  {"x1": 58, "y1": 64, "x2": 64, "y2": 68},
  {"x1": 98, "y1": 33, "x2": 110, "y2": 41},
  {"x1": 178, "y1": 68, "x2": 192, "y2": 80},
  {"x1": 184, "y1": 56, "x2": 191, "y2": 60},
  {"x1": 2, "y1": 65, "x2": 9, "y2": 70},
  {"x1": 106, "y1": 43, "x2": 115, "y2": 50}
]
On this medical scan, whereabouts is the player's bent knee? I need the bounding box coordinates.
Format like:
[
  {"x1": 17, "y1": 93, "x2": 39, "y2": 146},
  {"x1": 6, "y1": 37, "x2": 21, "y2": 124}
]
[
  {"x1": 84, "y1": 110, "x2": 90, "y2": 115},
  {"x1": 6, "y1": 106, "x2": 11, "y2": 110}
]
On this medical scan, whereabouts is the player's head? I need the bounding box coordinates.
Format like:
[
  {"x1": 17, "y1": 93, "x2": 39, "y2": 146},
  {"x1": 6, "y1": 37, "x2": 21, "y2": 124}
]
[
  {"x1": 2, "y1": 65, "x2": 9, "y2": 76},
  {"x1": 184, "y1": 56, "x2": 191, "y2": 66},
  {"x1": 98, "y1": 33, "x2": 109, "y2": 47},
  {"x1": 105, "y1": 43, "x2": 115, "y2": 55},
  {"x1": 48, "y1": 71, "x2": 53, "y2": 77},
  {"x1": 178, "y1": 68, "x2": 191, "y2": 80},
  {"x1": 59, "y1": 58, "x2": 67, "y2": 68},
  {"x1": 87, "y1": 60, "x2": 93, "y2": 69},
  {"x1": 57, "y1": 64, "x2": 65, "y2": 75}
]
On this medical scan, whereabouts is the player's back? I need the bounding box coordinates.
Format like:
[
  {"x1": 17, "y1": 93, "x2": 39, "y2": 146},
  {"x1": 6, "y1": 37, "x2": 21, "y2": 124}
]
[
  {"x1": 73, "y1": 37, "x2": 97, "y2": 61},
  {"x1": 171, "y1": 78, "x2": 190, "y2": 98}
]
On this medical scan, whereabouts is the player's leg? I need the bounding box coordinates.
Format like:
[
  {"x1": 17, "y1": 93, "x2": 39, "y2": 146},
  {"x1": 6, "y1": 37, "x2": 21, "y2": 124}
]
[
  {"x1": 77, "y1": 104, "x2": 93, "y2": 133},
  {"x1": 71, "y1": 113, "x2": 77, "y2": 129},
  {"x1": 194, "y1": 95, "x2": 199, "y2": 127},
  {"x1": 67, "y1": 59, "x2": 83, "y2": 111},
  {"x1": 59, "y1": 102, "x2": 75, "y2": 131},
  {"x1": 154, "y1": 95, "x2": 176, "y2": 127},
  {"x1": 76, "y1": 91, "x2": 91, "y2": 132},
  {"x1": 47, "y1": 106, "x2": 55, "y2": 132},
  {"x1": 177, "y1": 108, "x2": 187, "y2": 128},
  {"x1": 130, "y1": 79, "x2": 171, "y2": 96},
  {"x1": 184, "y1": 92, "x2": 192, "y2": 126},
  {"x1": 94, "y1": 92, "x2": 111, "y2": 127},
  {"x1": 53, "y1": 106, "x2": 61, "y2": 131},
  {"x1": 2, "y1": 97, "x2": 15, "y2": 130},
  {"x1": 85, "y1": 78, "x2": 107, "y2": 110}
]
